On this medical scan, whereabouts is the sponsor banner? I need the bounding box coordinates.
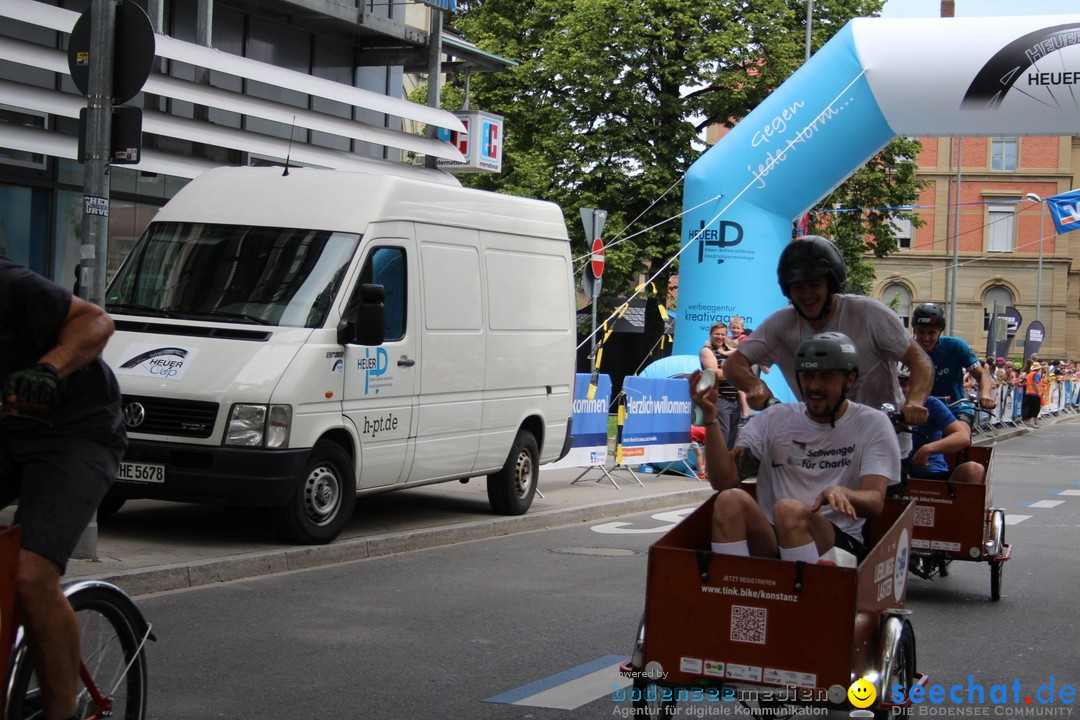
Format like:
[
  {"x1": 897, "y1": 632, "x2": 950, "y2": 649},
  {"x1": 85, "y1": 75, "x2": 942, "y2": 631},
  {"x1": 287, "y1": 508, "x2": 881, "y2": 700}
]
[
  {"x1": 617, "y1": 377, "x2": 692, "y2": 466},
  {"x1": 542, "y1": 374, "x2": 611, "y2": 471},
  {"x1": 1024, "y1": 321, "x2": 1046, "y2": 361}
]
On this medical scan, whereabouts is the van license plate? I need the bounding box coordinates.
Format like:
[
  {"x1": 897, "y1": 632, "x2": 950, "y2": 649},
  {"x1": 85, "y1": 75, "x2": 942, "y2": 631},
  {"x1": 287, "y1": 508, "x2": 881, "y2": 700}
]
[{"x1": 118, "y1": 462, "x2": 166, "y2": 484}]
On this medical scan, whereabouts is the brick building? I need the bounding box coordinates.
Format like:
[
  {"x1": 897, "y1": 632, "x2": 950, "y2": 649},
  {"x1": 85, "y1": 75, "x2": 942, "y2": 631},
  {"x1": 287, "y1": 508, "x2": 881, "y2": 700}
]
[{"x1": 871, "y1": 134, "x2": 1079, "y2": 361}]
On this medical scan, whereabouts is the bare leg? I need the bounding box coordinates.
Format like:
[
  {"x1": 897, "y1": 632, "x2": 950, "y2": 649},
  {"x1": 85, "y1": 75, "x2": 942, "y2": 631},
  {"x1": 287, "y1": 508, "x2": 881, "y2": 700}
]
[
  {"x1": 15, "y1": 549, "x2": 79, "y2": 720},
  {"x1": 952, "y1": 461, "x2": 986, "y2": 484},
  {"x1": 712, "y1": 488, "x2": 778, "y2": 557},
  {"x1": 772, "y1": 498, "x2": 837, "y2": 555}
]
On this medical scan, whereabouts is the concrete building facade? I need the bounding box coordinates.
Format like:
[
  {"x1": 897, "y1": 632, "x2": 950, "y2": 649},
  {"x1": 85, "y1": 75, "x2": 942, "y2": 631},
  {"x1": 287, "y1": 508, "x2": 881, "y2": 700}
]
[{"x1": 0, "y1": 0, "x2": 492, "y2": 286}]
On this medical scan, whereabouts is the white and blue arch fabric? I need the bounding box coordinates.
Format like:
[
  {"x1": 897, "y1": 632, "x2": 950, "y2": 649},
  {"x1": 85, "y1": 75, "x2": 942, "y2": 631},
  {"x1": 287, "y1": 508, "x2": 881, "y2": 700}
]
[{"x1": 676, "y1": 15, "x2": 1080, "y2": 400}]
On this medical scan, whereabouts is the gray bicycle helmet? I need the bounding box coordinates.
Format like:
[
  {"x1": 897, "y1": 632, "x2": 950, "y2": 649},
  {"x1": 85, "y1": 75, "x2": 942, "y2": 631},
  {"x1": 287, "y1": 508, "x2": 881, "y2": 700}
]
[
  {"x1": 794, "y1": 331, "x2": 860, "y2": 375},
  {"x1": 777, "y1": 235, "x2": 847, "y2": 298}
]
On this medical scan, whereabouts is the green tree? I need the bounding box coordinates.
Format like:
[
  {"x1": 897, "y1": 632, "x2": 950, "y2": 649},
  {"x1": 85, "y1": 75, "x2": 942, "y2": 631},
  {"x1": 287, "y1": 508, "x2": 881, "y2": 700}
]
[{"x1": 444, "y1": 0, "x2": 919, "y2": 302}]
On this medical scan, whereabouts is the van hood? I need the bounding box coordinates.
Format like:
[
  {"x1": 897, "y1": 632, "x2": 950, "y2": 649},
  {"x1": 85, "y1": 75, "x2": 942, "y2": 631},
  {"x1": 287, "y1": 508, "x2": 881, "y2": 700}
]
[{"x1": 103, "y1": 321, "x2": 312, "y2": 403}]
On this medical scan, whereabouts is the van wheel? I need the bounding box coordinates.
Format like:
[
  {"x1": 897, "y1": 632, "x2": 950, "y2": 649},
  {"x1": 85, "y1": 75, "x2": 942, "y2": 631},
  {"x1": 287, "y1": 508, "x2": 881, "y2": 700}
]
[
  {"x1": 487, "y1": 431, "x2": 538, "y2": 515},
  {"x1": 275, "y1": 441, "x2": 356, "y2": 544}
]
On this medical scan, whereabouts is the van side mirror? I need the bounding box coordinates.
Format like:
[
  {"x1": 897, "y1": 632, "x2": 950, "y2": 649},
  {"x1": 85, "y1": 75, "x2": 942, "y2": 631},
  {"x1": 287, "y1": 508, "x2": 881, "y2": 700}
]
[{"x1": 338, "y1": 283, "x2": 386, "y2": 346}]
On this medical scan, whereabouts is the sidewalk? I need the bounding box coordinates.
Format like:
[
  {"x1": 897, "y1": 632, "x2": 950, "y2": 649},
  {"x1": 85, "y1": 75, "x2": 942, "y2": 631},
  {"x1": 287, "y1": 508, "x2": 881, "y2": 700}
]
[
  {"x1": 62, "y1": 465, "x2": 713, "y2": 596},
  {"x1": 43, "y1": 409, "x2": 1080, "y2": 597}
]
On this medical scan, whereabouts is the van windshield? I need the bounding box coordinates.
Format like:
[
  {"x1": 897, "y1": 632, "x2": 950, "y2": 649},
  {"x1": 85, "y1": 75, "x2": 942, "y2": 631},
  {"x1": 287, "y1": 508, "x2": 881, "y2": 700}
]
[{"x1": 106, "y1": 222, "x2": 360, "y2": 328}]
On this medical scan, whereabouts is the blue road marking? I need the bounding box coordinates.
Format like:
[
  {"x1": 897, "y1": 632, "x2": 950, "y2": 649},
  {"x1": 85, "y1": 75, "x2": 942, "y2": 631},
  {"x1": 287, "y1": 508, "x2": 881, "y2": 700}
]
[{"x1": 484, "y1": 654, "x2": 628, "y2": 705}]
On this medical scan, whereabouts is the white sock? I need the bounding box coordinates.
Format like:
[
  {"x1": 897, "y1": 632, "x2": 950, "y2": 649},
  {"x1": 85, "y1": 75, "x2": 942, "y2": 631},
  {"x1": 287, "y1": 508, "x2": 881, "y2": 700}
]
[
  {"x1": 779, "y1": 541, "x2": 819, "y2": 564},
  {"x1": 711, "y1": 540, "x2": 750, "y2": 556}
]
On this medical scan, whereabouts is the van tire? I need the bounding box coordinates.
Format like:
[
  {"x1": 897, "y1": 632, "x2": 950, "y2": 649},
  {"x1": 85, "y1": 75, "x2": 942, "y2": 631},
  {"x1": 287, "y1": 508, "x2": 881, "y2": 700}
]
[
  {"x1": 275, "y1": 441, "x2": 356, "y2": 544},
  {"x1": 487, "y1": 431, "x2": 538, "y2": 516}
]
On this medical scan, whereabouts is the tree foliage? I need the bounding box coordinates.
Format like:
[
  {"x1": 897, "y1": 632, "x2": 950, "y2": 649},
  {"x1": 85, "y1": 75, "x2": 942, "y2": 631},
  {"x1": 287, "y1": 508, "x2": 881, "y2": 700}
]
[
  {"x1": 444, "y1": 0, "x2": 922, "y2": 305},
  {"x1": 803, "y1": 136, "x2": 929, "y2": 296}
]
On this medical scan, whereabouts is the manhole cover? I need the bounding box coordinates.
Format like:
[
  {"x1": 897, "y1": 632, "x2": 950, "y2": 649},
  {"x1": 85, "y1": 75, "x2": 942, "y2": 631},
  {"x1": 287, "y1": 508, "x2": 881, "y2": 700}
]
[{"x1": 548, "y1": 546, "x2": 642, "y2": 557}]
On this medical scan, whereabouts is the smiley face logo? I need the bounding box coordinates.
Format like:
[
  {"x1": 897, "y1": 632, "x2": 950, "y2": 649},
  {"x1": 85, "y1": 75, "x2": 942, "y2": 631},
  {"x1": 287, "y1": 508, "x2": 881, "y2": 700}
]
[{"x1": 847, "y1": 677, "x2": 877, "y2": 709}]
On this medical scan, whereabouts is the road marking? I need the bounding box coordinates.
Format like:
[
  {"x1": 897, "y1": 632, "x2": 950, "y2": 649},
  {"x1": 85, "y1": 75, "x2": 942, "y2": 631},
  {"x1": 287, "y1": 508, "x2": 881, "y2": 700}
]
[
  {"x1": 1057, "y1": 489, "x2": 1080, "y2": 496},
  {"x1": 592, "y1": 508, "x2": 693, "y2": 534},
  {"x1": 484, "y1": 655, "x2": 630, "y2": 709},
  {"x1": 1024, "y1": 500, "x2": 1065, "y2": 509},
  {"x1": 1005, "y1": 515, "x2": 1030, "y2": 525}
]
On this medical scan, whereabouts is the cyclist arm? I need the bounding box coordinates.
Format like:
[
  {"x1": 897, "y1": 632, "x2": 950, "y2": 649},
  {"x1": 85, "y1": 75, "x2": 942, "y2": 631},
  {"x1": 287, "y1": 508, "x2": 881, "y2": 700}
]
[
  {"x1": 899, "y1": 340, "x2": 933, "y2": 425},
  {"x1": 911, "y1": 418, "x2": 971, "y2": 468},
  {"x1": 812, "y1": 475, "x2": 887, "y2": 520},
  {"x1": 724, "y1": 349, "x2": 773, "y2": 410},
  {"x1": 689, "y1": 370, "x2": 743, "y2": 492},
  {"x1": 969, "y1": 363, "x2": 996, "y2": 408},
  {"x1": 39, "y1": 296, "x2": 115, "y2": 378}
]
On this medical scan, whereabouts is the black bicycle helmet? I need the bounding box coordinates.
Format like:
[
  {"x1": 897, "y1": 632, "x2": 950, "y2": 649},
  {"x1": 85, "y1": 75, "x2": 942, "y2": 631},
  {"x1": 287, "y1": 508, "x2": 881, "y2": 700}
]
[
  {"x1": 794, "y1": 331, "x2": 860, "y2": 375},
  {"x1": 912, "y1": 302, "x2": 946, "y2": 330},
  {"x1": 776, "y1": 235, "x2": 847, "y2": 298}
]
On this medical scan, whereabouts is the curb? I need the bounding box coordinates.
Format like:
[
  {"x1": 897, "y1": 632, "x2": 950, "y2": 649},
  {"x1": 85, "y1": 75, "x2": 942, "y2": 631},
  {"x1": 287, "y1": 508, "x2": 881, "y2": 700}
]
[{"x1": 95, "y1": 486, "x2": 715, "y2": 597}]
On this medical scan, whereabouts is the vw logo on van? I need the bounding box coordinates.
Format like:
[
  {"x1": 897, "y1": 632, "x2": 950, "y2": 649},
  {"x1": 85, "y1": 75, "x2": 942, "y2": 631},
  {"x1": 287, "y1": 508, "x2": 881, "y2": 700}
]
[{"x1": 123, "y1": 402, "x2": 147, "y2": 429}]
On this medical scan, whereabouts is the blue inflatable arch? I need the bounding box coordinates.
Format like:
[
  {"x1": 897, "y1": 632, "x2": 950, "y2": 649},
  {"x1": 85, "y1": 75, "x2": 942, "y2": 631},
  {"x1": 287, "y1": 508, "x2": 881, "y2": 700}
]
[{"x1": 675, "y1": 15, "x2": 1080, "y2": 386}]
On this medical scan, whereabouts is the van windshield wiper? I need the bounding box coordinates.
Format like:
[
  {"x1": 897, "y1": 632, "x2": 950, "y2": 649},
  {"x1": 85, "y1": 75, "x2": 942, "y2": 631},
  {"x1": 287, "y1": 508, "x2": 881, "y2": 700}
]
[{"x1": 106, "y1": 303, "x2": 182, "y2": 318}]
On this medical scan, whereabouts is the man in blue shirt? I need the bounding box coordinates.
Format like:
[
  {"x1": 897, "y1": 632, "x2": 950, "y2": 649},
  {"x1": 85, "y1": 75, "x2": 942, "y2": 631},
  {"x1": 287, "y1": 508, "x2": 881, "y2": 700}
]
[
  {"x1": 911, "y1": 302, "x2": 994, "y2": 428},
  {"x1": 898, "y1": 364, "x2": 985, "y2": 484}
]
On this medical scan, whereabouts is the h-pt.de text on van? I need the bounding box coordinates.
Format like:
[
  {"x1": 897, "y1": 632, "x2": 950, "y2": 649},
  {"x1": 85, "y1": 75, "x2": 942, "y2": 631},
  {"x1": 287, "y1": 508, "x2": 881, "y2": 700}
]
[{"x1": 101, "y1": 165, "x2": 575, "y2": 544}]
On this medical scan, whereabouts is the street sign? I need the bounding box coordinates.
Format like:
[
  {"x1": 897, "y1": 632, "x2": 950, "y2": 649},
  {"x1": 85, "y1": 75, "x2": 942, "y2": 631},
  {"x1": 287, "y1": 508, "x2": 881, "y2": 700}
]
[
  {"x1": 68, "y1": 2, "x2": 156, "y2": 104},
  {"x1": 590, "y1": 237, "x2": 606, "y2": 279}
]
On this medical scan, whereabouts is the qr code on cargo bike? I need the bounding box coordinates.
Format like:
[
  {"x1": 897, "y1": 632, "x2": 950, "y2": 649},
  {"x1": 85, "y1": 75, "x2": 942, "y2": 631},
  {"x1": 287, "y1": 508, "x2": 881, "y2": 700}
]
[{"x1": 730, "y1": 605, "x2": 767, "y2": 645}]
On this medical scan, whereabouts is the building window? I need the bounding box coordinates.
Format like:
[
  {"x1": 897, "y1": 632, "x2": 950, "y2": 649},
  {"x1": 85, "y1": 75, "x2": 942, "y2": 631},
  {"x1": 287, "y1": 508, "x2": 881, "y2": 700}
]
[
  {"x1": 991, "y1": 137, "x2": 1017, "y2": 172},
  {"x1": 983, "y1": 286, "x2": 1013, "y2": 331},
  {"x1": 987, "y1": 205, "x2": 1015, "y2": 253},
  {"x1": 0, "y1": 106, "x2": 48, "y2": 169},
  {"x1": 891, "y1": 216, "x2": 913, "y2": 250},
  {"x1": 883, "y1": 284, "x2": 912, "y2": 327}
]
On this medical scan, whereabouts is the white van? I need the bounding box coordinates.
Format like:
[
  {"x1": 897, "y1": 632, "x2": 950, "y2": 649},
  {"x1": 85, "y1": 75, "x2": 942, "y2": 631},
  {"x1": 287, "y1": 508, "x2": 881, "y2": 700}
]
[{"x1": 101, "y1": 165, "x2": 575, "y2": 544}]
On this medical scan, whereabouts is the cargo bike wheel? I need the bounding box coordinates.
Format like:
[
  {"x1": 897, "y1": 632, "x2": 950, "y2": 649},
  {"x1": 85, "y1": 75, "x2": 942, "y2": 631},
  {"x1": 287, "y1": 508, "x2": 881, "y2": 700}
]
[
  {"x1": 873, "y1": 616, "x2": 916, "y2": 720},
  {"x1": 989, "y1": 509, "x2": 1006, "y2": 601}
]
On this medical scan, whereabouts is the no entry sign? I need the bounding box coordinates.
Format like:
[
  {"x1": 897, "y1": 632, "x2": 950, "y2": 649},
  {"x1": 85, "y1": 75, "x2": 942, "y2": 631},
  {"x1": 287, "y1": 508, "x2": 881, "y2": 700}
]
[{"x1": 590, "y1": 237, "x2": 605, "y2": 279}]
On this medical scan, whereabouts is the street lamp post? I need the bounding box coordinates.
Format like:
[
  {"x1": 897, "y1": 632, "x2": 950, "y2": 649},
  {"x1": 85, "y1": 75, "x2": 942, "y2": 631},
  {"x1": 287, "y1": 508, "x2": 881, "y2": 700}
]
[{"x1": 1025, "y1": 193, "x2": 1045, "y2": 322}]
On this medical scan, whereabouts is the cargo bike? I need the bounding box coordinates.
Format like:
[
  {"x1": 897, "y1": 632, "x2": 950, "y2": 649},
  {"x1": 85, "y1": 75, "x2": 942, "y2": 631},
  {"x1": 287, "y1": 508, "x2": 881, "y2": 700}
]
[
  {"x1": 902, "y1": 444, "x2": 1011, "y2": 601},
  {"x1": 620, "y1": 492, "x2": 927, "y2": 718}
]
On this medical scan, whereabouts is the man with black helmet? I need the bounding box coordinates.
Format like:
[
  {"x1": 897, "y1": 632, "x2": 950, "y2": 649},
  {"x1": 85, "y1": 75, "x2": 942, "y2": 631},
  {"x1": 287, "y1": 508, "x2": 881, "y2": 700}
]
[
  {"x1": 724, "y1": 235, "x2": 932, "y2": 432},
  {"x1": 910, "y1": 302, "x2": 995, "y2": 428},
  {"x1": 689, "y1": 332, "x2": 900, "y2": 565}
]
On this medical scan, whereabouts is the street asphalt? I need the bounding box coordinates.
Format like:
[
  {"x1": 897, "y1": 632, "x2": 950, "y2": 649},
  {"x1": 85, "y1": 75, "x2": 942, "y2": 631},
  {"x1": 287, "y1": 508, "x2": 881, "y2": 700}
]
[{"x1": 13, "y1": 411, "x2": 1073, "y2": 598}]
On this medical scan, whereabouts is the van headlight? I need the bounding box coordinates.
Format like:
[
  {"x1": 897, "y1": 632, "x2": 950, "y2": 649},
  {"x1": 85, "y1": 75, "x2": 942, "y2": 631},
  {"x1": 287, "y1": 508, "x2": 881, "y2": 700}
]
[{"x1": 225, "y1": 404, "x2": 292, "y2": 448}]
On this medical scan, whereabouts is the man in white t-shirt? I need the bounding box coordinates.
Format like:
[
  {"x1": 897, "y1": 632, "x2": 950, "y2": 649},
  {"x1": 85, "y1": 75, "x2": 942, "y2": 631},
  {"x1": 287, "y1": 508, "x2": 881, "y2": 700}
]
[
  {"x1": 723, "y1": 235, "x2": 932, "y2": 430},
  {"x1": 690, "y1": 332, "x2": 900, "y2": 563}
]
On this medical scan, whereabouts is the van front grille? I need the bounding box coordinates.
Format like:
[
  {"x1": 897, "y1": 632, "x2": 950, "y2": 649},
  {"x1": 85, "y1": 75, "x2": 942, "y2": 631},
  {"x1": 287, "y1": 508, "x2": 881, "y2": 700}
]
[{"x1": 121, "y1": 395, "x2": 218, "y2": 438}]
